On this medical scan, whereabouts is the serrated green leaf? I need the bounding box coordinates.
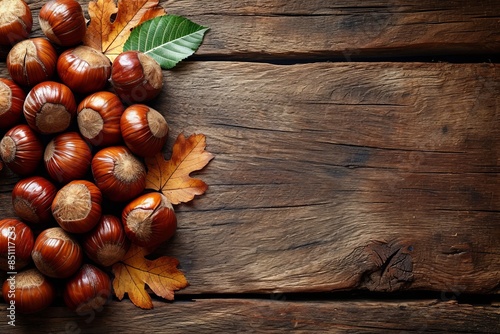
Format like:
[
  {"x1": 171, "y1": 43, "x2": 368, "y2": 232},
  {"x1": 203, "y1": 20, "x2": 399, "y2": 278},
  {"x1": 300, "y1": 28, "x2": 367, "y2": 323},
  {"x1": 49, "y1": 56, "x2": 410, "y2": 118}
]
[{"x1": 124, "y1": 15, "x2": 209, "y2": 70}]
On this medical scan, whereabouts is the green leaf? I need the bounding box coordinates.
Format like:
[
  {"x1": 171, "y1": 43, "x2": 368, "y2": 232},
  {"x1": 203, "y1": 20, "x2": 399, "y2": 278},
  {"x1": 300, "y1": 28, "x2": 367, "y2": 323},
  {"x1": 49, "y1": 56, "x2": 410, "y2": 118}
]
[{"x1": 124, "y1": 15, "x2": 209, "y2": 70}]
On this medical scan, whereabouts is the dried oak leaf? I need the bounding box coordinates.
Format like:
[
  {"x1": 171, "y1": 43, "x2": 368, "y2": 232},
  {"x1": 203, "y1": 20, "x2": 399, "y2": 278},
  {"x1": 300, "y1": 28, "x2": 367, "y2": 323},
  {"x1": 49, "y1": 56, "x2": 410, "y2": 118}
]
[
  {"x1": 112, "y1": 244, "x2": 188, "y2": 309},
  {"x1": 84, "y1": 0, "x2": 166, "y2": 61},
  {"x1": 145, "y1": 133, "x2": 214, "y2": 205}
]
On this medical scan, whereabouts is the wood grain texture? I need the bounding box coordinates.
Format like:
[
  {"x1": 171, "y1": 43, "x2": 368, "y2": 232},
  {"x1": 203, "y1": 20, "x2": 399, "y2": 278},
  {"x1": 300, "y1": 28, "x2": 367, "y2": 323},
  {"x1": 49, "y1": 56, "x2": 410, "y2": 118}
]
[
  {"x1": 0, "y1": 0, "x2": 499, "y2": 329},
  {"x1": 153, "y1": 61, "x2": 500, "y2": 295},
  {"x1": 2, "y1": 62, "x2": 497, "y2": 295},
  {"x1": 0, "y1": 298, "x2": 498, "y2": 333},
  {"x1": 9, "y1": 1, "x2": 499, "y2": 61},
  {"x1": 161, "y1": 0, "x2": 500, "y2": 59}
]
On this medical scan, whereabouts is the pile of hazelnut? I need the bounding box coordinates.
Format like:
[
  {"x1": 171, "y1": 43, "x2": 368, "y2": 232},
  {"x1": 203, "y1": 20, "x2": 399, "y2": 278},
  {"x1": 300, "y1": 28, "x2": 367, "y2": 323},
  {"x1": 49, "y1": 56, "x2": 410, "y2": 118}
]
[{"x1": 0, "y1": 0, "x2": 177, "y2": 314}]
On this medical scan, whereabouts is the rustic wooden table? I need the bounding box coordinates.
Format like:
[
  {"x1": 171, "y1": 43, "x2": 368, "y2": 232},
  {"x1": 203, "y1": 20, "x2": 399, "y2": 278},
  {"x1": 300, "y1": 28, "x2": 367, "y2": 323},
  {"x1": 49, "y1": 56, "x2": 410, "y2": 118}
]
[{"x1": 1, "y1": 0, "x2": 499, "y2": 332}]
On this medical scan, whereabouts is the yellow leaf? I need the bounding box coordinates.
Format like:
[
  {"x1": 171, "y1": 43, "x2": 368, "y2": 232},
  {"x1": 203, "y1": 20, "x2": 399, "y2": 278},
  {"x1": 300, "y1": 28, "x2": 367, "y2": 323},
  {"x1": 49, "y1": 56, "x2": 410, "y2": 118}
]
[
  {"x1": 112, "y1": 245, "x2": 188, "y2": 309},
  {"x1": 84, "y1": 0, "x2": 166, "y2": 61},
  {"x1": 145, "y1": 133, "x2": 214, "y2": 205}
]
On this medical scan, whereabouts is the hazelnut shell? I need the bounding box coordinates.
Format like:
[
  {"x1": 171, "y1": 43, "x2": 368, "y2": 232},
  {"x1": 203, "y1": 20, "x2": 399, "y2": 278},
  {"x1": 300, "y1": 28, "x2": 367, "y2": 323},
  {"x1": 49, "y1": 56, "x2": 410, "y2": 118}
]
[
  {"x1": 0, "y1": 0, "x2": 33, "y2": 46},
  {"x1": 77, "y1": 91, "x2": 124, "y2": 147},
  {"x1": 82, "y1": 214, "x2": 130, "y2": 267},
  {"x1": 120, "y1": 104, "x2": 168, "y2": 157},
  {"x1": 12, "y1": 176, "x2": 57, "y2": 225},
  {"x1": 63, "y1": 264, "x2": 111, "y2": 313},
  {"x1": 52, "y1": 180, "x2": 103, "y2": 233},
  {"x1": 2, "y1": 268, "x2": 55, "y2": 314},
  {"x1": 7, "y1": 38, "x2": 57, "y2": 87},
  {"x1": 0, "y1": 78, "x2": 25, "y2": 129},
  {"x1": 31, "y1": 227, "x2": 83, "y2": 279},
  {"x1": 0, "y1": 124, "x2": 43, "y2": 176},
  {"x1": 0, "y1": 218, "x2": 34, "y2": 271},
  {"x1": 122, "y1": 192, "x2": 177, "y2": 249},
  {"x1": 91, "y1": 146, "x2": 146, "y2": 202},
  {"x1": 39, "y1": 0, "x2": 86, "y2": 47},
  {"x1": 57, "y1": 46, "x2": 112, "y2": 95},
  {"x1": 44, "y1": 132, "x2": 92, "y2": 184},
  {"x1": 23, "y1": 81, "x2": 77, "y2": 135},
  {"x1": 110, "y1": 51, "x2": 163, "y2": 104}
]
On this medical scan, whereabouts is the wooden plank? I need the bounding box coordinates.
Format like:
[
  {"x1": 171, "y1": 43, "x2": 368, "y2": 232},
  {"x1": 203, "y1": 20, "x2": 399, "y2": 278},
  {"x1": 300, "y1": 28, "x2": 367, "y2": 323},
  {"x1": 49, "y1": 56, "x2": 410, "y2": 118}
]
[
  {"x1": 6, "y1": 1, "x2": 499, "y2": 61},
  {"x1": 0, "y1": 298, "x2": 498, "y2": 333},
  {"x1": 161, "y1": 0, "x2": 500, "y2": 59},
  {"x1": 151, "y1": 61, "x2": 500, "y2": 295},
  {"x1": 1, "y1": 62, "x2": 498, "y2": 295}
]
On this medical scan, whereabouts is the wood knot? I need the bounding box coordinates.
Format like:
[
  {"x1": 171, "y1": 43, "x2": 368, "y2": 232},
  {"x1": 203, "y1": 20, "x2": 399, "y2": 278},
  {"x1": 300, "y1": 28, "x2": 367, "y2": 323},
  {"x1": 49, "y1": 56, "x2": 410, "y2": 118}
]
[{"x1": 360, "y1": 240, "x2": 414, "y2": 292}]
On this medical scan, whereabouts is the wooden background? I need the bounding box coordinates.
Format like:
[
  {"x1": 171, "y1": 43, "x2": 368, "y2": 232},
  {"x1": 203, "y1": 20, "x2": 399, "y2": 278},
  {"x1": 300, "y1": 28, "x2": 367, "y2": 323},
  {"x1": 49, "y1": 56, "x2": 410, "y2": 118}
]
[{"x1": 1, "y1": 0, "x2": 499, "y2": 332}]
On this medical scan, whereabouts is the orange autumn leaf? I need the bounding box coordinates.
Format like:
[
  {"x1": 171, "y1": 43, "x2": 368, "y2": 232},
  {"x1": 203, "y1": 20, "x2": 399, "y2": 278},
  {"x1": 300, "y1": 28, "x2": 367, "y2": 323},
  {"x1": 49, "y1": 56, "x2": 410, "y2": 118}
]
[
  {"x1": 84, "y1": 0, "x2": 166, "y2": 61},
  {"x1": 112, "y1": 245, "x2": 188, "y2": 309},
  {"x1": 145, "y1": 133, "x2": 214, "y2": 205}
]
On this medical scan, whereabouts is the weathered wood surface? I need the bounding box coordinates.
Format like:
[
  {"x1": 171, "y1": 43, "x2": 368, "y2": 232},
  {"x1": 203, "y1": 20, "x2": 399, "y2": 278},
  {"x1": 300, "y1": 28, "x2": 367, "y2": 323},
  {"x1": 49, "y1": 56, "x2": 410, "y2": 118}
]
[
  {"x1": 166, "y1": 0, "x2": 500, "y2": 59},
  {"x1": 17, "y1": 0, "x2": 500, "y2": 60},
  {"x1": 126, "y1": 62, "x2": 500, "y2": 295},
  {"x1": 1, "y1": 62, "x2": 498, "y2": 295},
  {"x1": 1, "y1": 298, "x2": 499, "y2": 333},
  {"x1": 1, "y1": 0, "x2": 499, "y2": 332}
]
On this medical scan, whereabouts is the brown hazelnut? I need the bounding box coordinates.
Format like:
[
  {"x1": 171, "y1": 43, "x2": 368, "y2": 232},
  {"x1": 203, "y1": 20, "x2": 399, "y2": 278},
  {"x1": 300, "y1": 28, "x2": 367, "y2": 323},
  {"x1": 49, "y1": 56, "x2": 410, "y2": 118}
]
[
  {"x1": 0, "y1": 78, "x2": 25, "y2": 129},
  {"x1": 91, "y1": 146, "x2": 146, "y2": 202},
  {"x1": 57, "y1": 46, "x2": 112, "y2": 95},
  {"x1": 0, "y1": 0, "x2": 33, "y2": 46},
  {"x1": 77, "y1": 91, "x2": 124, "y2": 147},
  {"x1": 31, "y1": 227, "x2": 83, "y2": 278},
  {"x1": 63, "y1": 264, "x2": 111, "y2": 313},
  {"x1": 52, "y1": 180, "x2": 102, "y2": 233},
  {"x1": 7, "y1": 38, "x2": 57, "y2": 87},
  {"x1": 0, "y1": 124, "x2": 43, "y2": 176},
  {"x1": 82, "y1": 214, "x2": 130, "y2": 267},
  {"x1": 44, "y1": 132, "x2": 92, "y2": 183},
  {"x1": 122, "y1": 192, "x2": 177, "y2": 249},
  {"x1": 39, "y1": 0, "x2": 86, "y2": 47},
  {"x1": 110, "y1": 51, "x2": 163, "y2": 104},
  {"x1": 23, "y1": 81, "x2": 77, "y2": 134},
  {"x1": 121, "y1": 104, "x2": 168, "y2": 157},
  {"x1": 0, "y1": 218, "x2": 34, "y2": 271},
  {"x1": 12, "y1": 176, "x2": 57, "y2": 224},
  {"x1": 2, "y1": 268, "x2": 55, "y2": 314}
]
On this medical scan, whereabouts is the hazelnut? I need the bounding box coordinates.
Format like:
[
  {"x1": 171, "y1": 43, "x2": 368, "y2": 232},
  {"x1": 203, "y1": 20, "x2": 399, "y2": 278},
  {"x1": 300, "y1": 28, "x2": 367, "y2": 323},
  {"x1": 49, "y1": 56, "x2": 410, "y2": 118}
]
[
  {"x1": 82, "y1": 214, "x2": 130, "y2": 267},
  {"x1": 31, "y1": 227, "x2": 83, "y2": 279},
  {"x1": 121, "y1": 104, "x2": 168, "y2": 157},
  {"x1": 23, "y1": 81, "x2": 77, "y2": 134},
  {"x1": 44, "y1": 132, "x2": 92, "y2": 183},
  {"x1": 77, "y1": 91, "x2": 124, "y2": 147},
  {"x1": 0, "y1": 218, "x2": 34, "y2": 271},
  {"x1": 63, "y1": 264, "x2": 111, "y2": 313},
  {"x1": 110, "y1": 51, "x2": 163, "y2": 104},
  {"x1": 0, "y1": 78, "x2": 25, "y2": 129},
  {"x1": 2, "y1": 268, "x2": 55, "y2": 314},
  {"x1": 0, "y1": 124, "x2": 43, "y2": 176},
  {"x1": 52, "y1": 180, "x2": 102, "y2": 233},
  {"x1": 39, "y1": 0, "x2": 86, "y2": 47},
  {"x1": 7, "y1": 37, "x2": 57, "y2": 87},
  {"x1": 12, "y1": 176, "x2": 57, "y2": 224},
  {"x1": 91, "y1": 146, "x2": 146, "y2": 202},
  {"x1": 57, "y1": 46, "x2": 112, "y2": 95},
  {"x1": 0, "y1": 0, "x2": 32, "y2": 46},
  {"x1": 122, "y1": 192, "x2": 177, "y2": 249}
]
